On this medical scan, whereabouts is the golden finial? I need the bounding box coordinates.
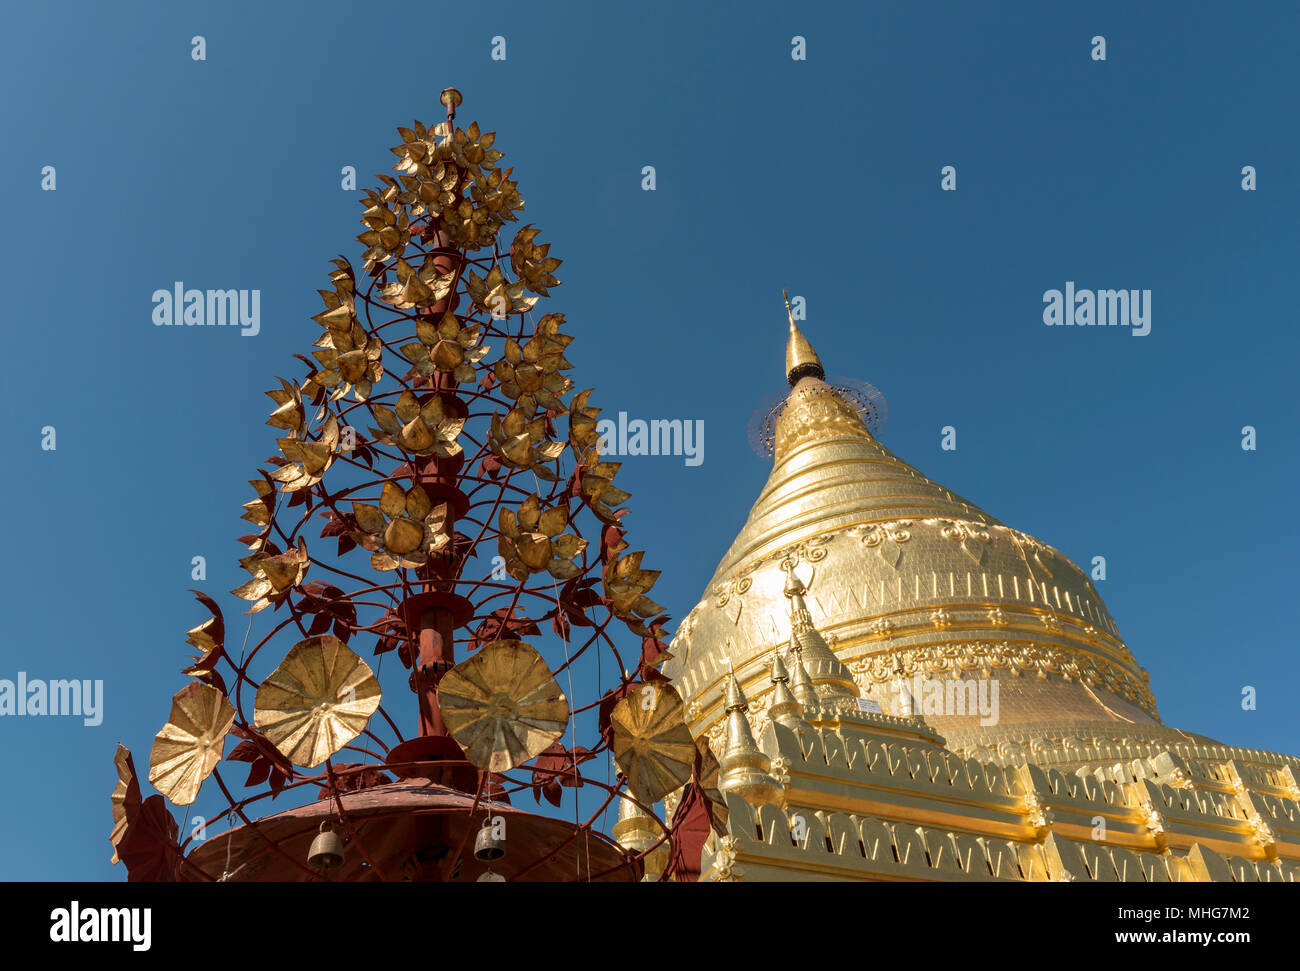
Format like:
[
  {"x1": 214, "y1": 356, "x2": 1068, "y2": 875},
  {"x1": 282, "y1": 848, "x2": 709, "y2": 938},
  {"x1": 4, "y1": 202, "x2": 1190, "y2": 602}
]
[
  {"x1": 782, "y1": 561, "x2": 858, "y2": 701},
  {"x1": 771, "y1": 650, "x2": 791, "y2": 685},
  {"x1": 787, "y1": 649, "x2": 818, "y2": 709},
  {"x1": 723, "y1": 657, "x2": 752, "y2": 717},
  {"x1": 768, "y1": 651, "x2": 808, "y2": 733},
  {"x1": 718, "y1": 670, "x2": 784, "y2": 807},
  {"x1": 724, "y1": 669, "x2": 745, "y2": 712},
  {"x1": 612, "y1": 794, "x2": 669, "y2": 880},
  {"x1": 783, "y1": 289, "x2": 824, "y2": 387},
  {"x1": 440, "y1": 87, "x2": 463, "y2": 121}
]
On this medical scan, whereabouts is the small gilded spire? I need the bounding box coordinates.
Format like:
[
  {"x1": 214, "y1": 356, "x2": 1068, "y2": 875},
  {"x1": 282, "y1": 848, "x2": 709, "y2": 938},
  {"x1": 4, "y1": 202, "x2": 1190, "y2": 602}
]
[
  {"x1": 717, "y1": 667, "x2": 784, "y2": 808},
  {"x1": 612, "y1": 794, "x2": 668, "y2": 881},
  {"x1": 784, "y1": 289, "x2": 825, "y2": 386},
  {"x1": 724, "y1": 666, "x2": 747, "y2": 711},
  {"x1": 768, "y1": 651, "x2": 809, "y2": 732},
  {"x1": 788, "y1": 648, "x2": 819, "y2": 709},
  {"x1": 781, "y1": 561, "x2": 858, "y2": 700}
]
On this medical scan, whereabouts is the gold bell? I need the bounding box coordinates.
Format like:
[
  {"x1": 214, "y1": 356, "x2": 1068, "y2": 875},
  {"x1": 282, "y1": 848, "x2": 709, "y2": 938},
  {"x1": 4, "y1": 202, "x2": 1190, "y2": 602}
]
[
  {"x1": 474, "y1": 817, "x2": 506, "y2": 862},
  {"x1": 308, "y1": 821, "x2": 345, "y2": 871}
]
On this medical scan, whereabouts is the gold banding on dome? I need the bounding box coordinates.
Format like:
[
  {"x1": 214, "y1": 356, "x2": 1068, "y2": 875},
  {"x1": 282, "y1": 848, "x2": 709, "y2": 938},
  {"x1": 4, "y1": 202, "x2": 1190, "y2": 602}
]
[{"x1": 663, "y1": 299, "x2": 1161, "y2": 750}]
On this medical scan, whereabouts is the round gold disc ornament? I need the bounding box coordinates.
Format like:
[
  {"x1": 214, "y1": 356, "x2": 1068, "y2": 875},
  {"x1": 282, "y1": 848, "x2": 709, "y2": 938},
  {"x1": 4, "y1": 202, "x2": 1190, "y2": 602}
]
[
  {"x1": 438, "y1": 639, "x2": 569, "y2": 773},
  {"x1": 609, "y1": 682, "x2": 696, "y2": 803},
  {"x1": 254, "y1": 634, "x2": 382, "y2": 768},
  {"x1": 148, "y1": 681, "x2": 236, "y2": 807}
]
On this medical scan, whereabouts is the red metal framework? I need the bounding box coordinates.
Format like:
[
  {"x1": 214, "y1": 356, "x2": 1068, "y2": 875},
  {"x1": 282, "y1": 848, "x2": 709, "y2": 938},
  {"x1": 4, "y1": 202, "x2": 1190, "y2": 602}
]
[{"x1": 109, "y1": 91, "x2": 717, "y2": 883}]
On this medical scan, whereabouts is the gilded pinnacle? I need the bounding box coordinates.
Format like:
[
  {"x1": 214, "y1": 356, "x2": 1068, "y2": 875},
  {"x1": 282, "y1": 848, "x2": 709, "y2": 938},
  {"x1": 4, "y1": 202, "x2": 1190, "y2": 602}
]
[
  {"x1": 784, "y1": 289, "x2": 824, "y2": 386},
  {"x1": 612, "y1": 793, "x2": 658, "y2": 847},
  {"x1": 771, "y1": 651, "x2": 791, "y2": 685},
  {"x1": 768, "y1": 652, "x2": 808, "y2": 732},
  {"x1": 782, "y1": 560, "x2": 858, "y2": 701},
  {"x1": 440, "y1": 87, "x2": 463, "y2": 120},
  {"x1": 788, "y1": 649, "x2": 818, "y2": 709},
  {"x1": 611, "y1": 794, "x2": 668, "y2": 880},
  {"x1": 725, "y1": 665, "x2": 746, "y2": 712},
  {"x1": 718, "y1": 671, "x2": 783, "y2": 807},
  {"x1": 721, "y1": 671, "x2": 759, "y2": 751}
]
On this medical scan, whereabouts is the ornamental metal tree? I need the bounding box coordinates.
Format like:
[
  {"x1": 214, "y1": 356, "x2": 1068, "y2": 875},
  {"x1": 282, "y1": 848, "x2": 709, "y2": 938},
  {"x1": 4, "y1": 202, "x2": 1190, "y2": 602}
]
[{"x1": 109, "y1": 89, "x2": 723, "y2": 882}]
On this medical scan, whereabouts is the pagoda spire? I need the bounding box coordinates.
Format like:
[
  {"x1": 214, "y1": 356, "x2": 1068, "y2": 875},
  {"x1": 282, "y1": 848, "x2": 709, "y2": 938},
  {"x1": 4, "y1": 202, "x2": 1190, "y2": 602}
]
[
  {"x1": 784, "y1": 289, "x2": 825, "y2": 386},
  {"x1": 612, "y1": 794, "x2": 668, "y2": 881},
  {"x1": 767, "y1": 650, "x2": 809, "y2": 732},
  {"x1": 717, "y1": 666, "x2": 784, "y2": 807},
  {"x1": 781, "y1": 560, "x2": 858, "y2": 700},
  {"x1": 787, "y1": 649, "x2": 819, "y2": 709}
]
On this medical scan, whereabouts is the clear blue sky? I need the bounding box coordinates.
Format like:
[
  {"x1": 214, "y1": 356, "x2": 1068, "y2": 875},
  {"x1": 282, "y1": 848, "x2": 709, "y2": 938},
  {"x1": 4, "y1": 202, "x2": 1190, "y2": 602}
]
[{"x1": 1, "y1": 1, "x2": 1295, "y2": 880}]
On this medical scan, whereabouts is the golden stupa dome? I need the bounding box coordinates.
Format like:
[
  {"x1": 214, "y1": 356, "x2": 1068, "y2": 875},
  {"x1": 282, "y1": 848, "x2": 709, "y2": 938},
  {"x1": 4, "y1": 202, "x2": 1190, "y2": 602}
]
[{"x1": 663, "y1": 311, "x2": 1175, "y2": 757}]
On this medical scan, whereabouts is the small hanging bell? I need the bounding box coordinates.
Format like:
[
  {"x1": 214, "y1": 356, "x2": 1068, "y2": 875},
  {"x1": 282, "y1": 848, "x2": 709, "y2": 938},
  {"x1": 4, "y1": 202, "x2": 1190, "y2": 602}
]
[
  {"x1": 474, "y1": 817, "x2": 506, "y2": 862},
  {"x1": 308, "y1": 821, "x2": 345, "y2": 871}
]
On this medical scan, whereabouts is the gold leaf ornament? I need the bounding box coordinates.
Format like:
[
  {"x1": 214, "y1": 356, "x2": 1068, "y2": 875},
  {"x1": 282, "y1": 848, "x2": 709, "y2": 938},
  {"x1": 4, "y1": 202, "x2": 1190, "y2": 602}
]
[
  {"x1": 272, "y1": 415, "x2": 343, "y2": 492},
  {"x1": 438, "y1": 639, "x2": 569, "y2": 772},
  {"x1": 604, "y1": 549, "x2": 664, "y2": 619},
  {"x1": 148, "y1": 682, "x2": 236, "y2": 806},
  {"x1": 400, "y1": 309, "x2": 490, "y2": 384},
  {"x1": 491, "y1": 313, "x2": 574, "y2": 413},
  {"x1": 349, "y1": 481, "x2": 450, "y2": 571},
  {"x1": 231, "y1": 536, "x2": 310, "y2": 612},
  {"x1": 609, "y1": 682, "x2": 696, "y2": 802},
  {"x1": 510, "y1": 224, "x2": 563, "y2": 296},
  {"x1": 239, "y1": 477, "x2": 274, "y2": 533},
  {"x1": 310, "y1": 312, "x2": 384, "y2": 402},
  {"x1": 496, "y1": 495, "x2": 587, "y2": 581},
  {"x1": 388, "y1": 117, "x2": 515, "y2": 251},
  {"x1": 369, "y1": 390, "x2": 465, "y2": 458},
  {"x1": 357, "y1": 191, "x2": 411, "y2": 270},
  {"x1": 378, "y1": 256, "x2": 456, "y2": 311},
  {"x1": 253, "y1": 635, "x2": 382, "y2": 768},
  {"x1": 465, "y1": 264, "x2": 537, "y2": 318},
  {"x1": 109, "y1": 744, "x2": 137, "y2": 863},
  {"x1": 264, "y1": 376, "x2": 307, "y2": 434},
  {"x1": 488, "y1": 406, "x2": 566, "y2": 479}
]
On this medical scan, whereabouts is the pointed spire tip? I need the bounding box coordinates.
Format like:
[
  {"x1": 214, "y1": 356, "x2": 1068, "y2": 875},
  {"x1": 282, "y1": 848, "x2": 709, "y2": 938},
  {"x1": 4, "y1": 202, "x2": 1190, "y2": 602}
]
[
  {"x1": 783, "y1": 289, "x2": 824, "y2": 386},
  {"x1": 725, "y1": 667, "x2": 747, "y2": 711}
]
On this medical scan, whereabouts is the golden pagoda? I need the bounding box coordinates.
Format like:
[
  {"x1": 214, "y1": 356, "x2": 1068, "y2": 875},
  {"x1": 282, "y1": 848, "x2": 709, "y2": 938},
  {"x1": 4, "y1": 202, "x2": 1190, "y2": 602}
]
[
  {"x1": 652, "y1": 303, "x2": 1300, "y2": 882},
  {"x1": 106, "y1": 88, "x2": 1298, "y2": 884}
]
